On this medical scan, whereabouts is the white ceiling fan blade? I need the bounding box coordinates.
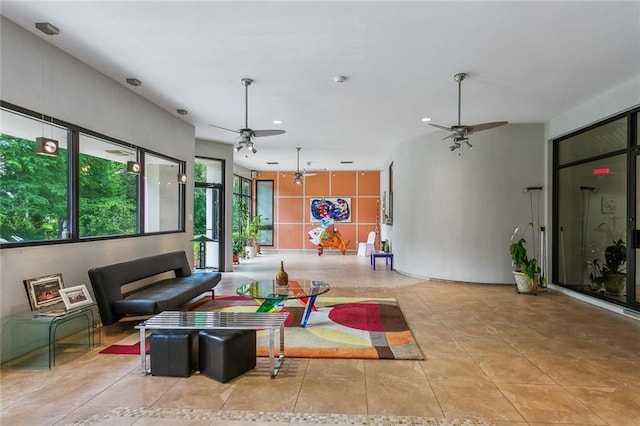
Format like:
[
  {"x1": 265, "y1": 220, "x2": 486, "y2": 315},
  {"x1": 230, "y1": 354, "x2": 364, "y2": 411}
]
[
  {"x1": 468, "y1": 121, "x2": 508, "y2": 132},
  {"x1": 429, "y1": 123, "x2": 452, "y2": 132},
  {"x1": 253, "y1": 129, "x2": 286, "y2": 137},
  {"x1": 209, "y1": 124, "x2": 240, "y2": 134}
]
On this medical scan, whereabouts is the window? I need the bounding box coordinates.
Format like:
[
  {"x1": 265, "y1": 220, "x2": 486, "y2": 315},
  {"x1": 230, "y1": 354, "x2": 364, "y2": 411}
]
[
  {"x1": 256, "y1": 180, "x2": 273, "y2": 245},
  {"x1": 144, "y1": 153, "x2": 183, "y2": 233},
  {"x1": 233, "y1": 175, "x2": 252, "y2": 245},
  {"x1": 78, "y1": 133, "x2": 138, "y2": 237},
  {"x1": 553, "y1": 110, "x2": 634, "y2": 307},
  {"x1": 0, "y1": 107, "x2": 69, "y2": 243},
  {"x1": 1, "y1": 102, "x2": 186, "y2": 247}
]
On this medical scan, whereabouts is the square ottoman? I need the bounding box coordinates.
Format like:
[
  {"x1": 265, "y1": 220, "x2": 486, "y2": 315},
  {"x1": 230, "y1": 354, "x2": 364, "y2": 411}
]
[
  {"x1": 199, "y1": 329, "x2": 256, "y2": 383},
  {"x1": 150, "y1": 330, "x2": 198, "y2": 377}
]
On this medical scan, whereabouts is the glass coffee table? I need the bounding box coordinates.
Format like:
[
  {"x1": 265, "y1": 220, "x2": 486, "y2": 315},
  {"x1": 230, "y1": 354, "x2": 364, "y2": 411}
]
[{"x1": 236, "y1": 279, "x2": 330, "y2": 328}]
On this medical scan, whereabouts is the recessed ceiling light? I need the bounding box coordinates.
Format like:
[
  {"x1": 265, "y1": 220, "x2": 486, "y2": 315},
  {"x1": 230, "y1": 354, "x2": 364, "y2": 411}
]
[
  {"x1": 35, "y1": 22, "x2": 59, "y2": 36},
  {"x1": 421, "y1": 117, "x2": 431, "y2": 122},
  {"x1": 273, "y1": 120, "x2": 282, "y2": 125}
]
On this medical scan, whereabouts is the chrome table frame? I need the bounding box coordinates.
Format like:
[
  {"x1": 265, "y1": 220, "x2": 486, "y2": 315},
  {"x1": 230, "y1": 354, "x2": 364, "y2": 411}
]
[{"x1": 134, "y1": 311, "x2": 288, "y2": 377}]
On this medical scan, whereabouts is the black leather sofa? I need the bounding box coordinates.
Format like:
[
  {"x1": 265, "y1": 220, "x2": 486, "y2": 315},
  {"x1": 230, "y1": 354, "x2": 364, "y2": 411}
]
[{"x1": 88, "y1": 251, "x2": 220, "y2": 325}]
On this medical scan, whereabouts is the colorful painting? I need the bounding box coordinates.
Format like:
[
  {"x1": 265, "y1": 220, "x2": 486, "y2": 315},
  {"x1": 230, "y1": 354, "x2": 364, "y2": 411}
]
[{"x1": 310, "y1": 198, "x2": 351, "y2": 222}]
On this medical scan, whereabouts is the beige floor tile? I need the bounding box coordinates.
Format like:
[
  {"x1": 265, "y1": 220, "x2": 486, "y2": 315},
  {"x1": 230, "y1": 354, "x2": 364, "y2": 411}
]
[
  {"x1": 363, "y1": 358, "x2": 425, "y2": 380},
  {"x1": 421, "y1": 355, "x2": 493, "y2": 383},
  {"x1": 531, "y1": 356, "x2": 620, "y2": 387},
  {"x1": 430, "y1": 381, "x2": 526, "y2": 422},
  {"x1": 0, "y1": 402, "x2": 75, "y2": 426},
  {"x1": 497, "y1": 383, "x2": 606, "y2": 424},
  {"x1": 476, "y1": 356, "x2": 556, "y2": 384},
  {"x1": 305, "y1": 358, "x2": 364, "y2": 379},
  {"x1": 366, "y1": 376, "x2": 443, "y2": 417},
  {"x1": 152, "y1": 373, "x2": 234, "y2": 410},
  {"x1": 294, "y1": 376, "x2": 366, "y2": 414},
  {"x1": 221, "y1": 376, "x2": 302, "y2": 412},
  {"x1": 84, "y1": 374, "x2": 176, "y2": 407},
  {"x1": 455, "y1": 336, "x2": 522, "y2": 357},
  {"x1": 565, "y1": 385, "x2": 640, "y2": 426}
]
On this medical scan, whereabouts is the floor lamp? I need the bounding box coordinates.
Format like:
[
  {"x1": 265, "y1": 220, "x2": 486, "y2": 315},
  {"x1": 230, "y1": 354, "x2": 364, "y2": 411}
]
[{"x1": 191, "y1": 235, "x2": 214, "y2": 269}]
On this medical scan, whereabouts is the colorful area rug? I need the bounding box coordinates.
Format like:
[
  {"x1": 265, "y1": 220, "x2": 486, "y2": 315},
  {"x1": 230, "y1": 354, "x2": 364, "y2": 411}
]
[{"x1": 100, "y1": 296, "x2": 423, "y2": 360}]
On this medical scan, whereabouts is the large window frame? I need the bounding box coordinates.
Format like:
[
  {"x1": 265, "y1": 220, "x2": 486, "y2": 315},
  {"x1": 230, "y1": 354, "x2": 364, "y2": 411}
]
[
  {"x1": 0, "y1": 101, "x2": 186, "y2": 248},
  {"x1": 553, "y1": 107, "x2": 638, "y2": 310}
]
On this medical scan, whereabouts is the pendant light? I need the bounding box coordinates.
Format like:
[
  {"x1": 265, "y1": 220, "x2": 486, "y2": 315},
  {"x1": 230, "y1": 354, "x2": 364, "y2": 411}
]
[
  {"x1": 293, "y1": 147, "x2": 303, "y2": 185},
  {"x1": 125, "y1": 78, "x2": 142, "y2": 174},
  {"x1": 35, "y1": 22, "x2": 60, "y2": 156}
]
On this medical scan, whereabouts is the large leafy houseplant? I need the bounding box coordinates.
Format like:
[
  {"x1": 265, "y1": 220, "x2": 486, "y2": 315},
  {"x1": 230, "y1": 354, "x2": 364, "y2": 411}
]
[
  {"x1": 509, "y1": 224, "x2": 543, "y2": 293},
  {"x1": 591, "y1": 238, "x2": 627, "y2": 294}
]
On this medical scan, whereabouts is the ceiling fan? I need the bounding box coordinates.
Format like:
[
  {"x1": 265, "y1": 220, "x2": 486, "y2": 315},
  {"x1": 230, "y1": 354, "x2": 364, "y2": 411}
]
[
  {"x1": 429, "y1": 73, "x2": 507, "y2": 152},
  {"x1": 210, "y1": 78, "x2": 285, "y2": 155}
]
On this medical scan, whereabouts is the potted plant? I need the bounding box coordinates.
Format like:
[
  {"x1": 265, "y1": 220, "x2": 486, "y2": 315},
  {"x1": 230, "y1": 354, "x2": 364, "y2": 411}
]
[
  {"x1": 509, "y1": 225, "x2": 543, "y2": 294},
  {"x1": 591, "y1": 239, "x2": 627, "y2": 295},
  {"x1": 232, "y1": 232, "x2": 243, "y2": 264},
  {"x1": 243, "y1": 215, "x2": 265, "y2": 258}
]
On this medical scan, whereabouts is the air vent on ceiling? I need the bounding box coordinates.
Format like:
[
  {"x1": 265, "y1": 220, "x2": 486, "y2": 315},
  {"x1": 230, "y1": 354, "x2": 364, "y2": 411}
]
[
  {"x1": 104, "y1": 149, "x2": 131, "y2": 156},
  {"x1": 340, "y1": 161, "x2": 354, "y2": 164},
  {"x1": 265, "y1": 161, "x2": 279, "y2": 165}
]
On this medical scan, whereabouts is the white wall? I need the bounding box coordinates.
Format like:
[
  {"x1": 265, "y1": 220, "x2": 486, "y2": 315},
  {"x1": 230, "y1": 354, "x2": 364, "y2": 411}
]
[
  {"x1": 0, "y1": 18, "x2": 196, "y2": 320},
  {"x1": 387, "y1": 124, "x2": 545, "y2": 283},
  {"x1": 547, "y1": 75, "x2": 640, "y2": 140}
]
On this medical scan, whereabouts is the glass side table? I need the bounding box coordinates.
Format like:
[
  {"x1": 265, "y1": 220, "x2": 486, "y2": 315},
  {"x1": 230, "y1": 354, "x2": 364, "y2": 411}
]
[{"x1": 1, "y1": 303, "x2": 99, "y2": 369}]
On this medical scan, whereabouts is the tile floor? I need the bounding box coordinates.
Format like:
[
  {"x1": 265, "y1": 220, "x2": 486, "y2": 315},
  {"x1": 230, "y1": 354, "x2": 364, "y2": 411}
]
[{"x1": 2, "y1": 251, "x2": 640, "y2": 425}]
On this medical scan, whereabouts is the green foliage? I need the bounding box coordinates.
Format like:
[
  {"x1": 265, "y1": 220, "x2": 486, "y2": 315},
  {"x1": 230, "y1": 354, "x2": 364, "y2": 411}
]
[
  {"x1": 0, "y1": 133, "x2": 138, "y2": 241},
  {"x1": 0, "y1": 134, "x2": 67, "y2": 240},
  {"x1": 243, "y1": 214, "x2": 266, "y2": 246},
  {"x1": 78, "y1": 153, "x2": 137, "y2": 236},
  {"x1": 509, "y1": 224, "x2": 544, "y2": 286},
  {"x1": 604, "y1": 239, "x2": 626, "y2": 274},
  {"x1": 592, "y1": 239, "x2": 627, "y2": 283}
]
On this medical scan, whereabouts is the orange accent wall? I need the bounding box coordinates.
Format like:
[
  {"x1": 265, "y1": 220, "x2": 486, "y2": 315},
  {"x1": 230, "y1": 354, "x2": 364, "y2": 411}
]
[{"x1": 257, "y1": 170, "x2": 380, "y2": 252}]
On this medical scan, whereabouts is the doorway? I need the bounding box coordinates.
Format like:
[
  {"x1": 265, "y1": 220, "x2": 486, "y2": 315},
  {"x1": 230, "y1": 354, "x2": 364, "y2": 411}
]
[{"x1": 194, "y1": 158, "x2": 224, "y2": 271}]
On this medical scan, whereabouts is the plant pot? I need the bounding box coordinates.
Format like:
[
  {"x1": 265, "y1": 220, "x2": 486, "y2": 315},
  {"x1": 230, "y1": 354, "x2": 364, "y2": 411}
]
[
  {"x1": 245, "y1": 245, "x2": 257, "y2": 258},
  {"x1": 232, "y1": 253, "x2": 240, "y2": 264},
  {"x1": 513, "y1": 271, "x2": 536, "y2": 294},
  {"x1": 604, "y1": 273, "x2": 626, "y2": 296}
]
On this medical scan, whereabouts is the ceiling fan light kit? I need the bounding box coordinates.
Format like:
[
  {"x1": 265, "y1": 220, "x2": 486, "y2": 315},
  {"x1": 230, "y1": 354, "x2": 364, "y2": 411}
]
[
  {"x1": 210, "y1": 77, "x2": 285, "y2": 156},
  {"x1": 430, "y1": 72, "x2": 507, "y2": 153}
]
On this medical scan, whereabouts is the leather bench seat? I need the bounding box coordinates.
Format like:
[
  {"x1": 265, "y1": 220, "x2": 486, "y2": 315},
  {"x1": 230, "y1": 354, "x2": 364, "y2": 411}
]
[{"x1": 88, "y1": 251, "x2": 221, "y2": 325}]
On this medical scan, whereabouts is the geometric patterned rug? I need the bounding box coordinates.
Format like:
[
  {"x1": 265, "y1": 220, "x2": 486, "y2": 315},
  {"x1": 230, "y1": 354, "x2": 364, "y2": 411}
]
[{"x1": 100, "y1": 296, "x2": 424, "y2": 360}]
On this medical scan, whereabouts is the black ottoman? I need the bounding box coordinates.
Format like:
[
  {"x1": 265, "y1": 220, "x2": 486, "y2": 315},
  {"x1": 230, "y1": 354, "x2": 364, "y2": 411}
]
[
  {"x1": 199, "y1": 329, "x2": 256, "y2": 383},
  {"x1": 150, "y1": 330, "x2": 198, "y2": 377}
]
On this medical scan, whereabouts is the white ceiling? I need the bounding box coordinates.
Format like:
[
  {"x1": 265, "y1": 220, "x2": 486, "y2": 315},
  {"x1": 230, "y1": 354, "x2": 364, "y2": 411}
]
[{"x1": 2, "y1": 1, "x2": 639, "y2": 172}]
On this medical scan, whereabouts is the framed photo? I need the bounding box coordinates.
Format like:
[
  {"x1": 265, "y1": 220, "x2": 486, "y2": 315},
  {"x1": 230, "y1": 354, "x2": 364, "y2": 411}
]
[
  {"x1": 23, "y1": 273, "x2": 64, "y2": 311},
  {"x1": 60, "y1": 285, "x2": 94, "y2": 310},
  {"x1": 601, "y1": 197, "x2": 616, "y2": 214}
]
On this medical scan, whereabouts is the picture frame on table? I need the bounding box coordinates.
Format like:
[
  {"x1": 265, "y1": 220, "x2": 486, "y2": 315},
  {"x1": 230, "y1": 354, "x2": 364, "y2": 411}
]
[
  {"x1": 23, "y1": 273, "x2": 65, "y2": 311},
  {"x1": 59, "y1": 285, "x2": 94, "y2": 310}
]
